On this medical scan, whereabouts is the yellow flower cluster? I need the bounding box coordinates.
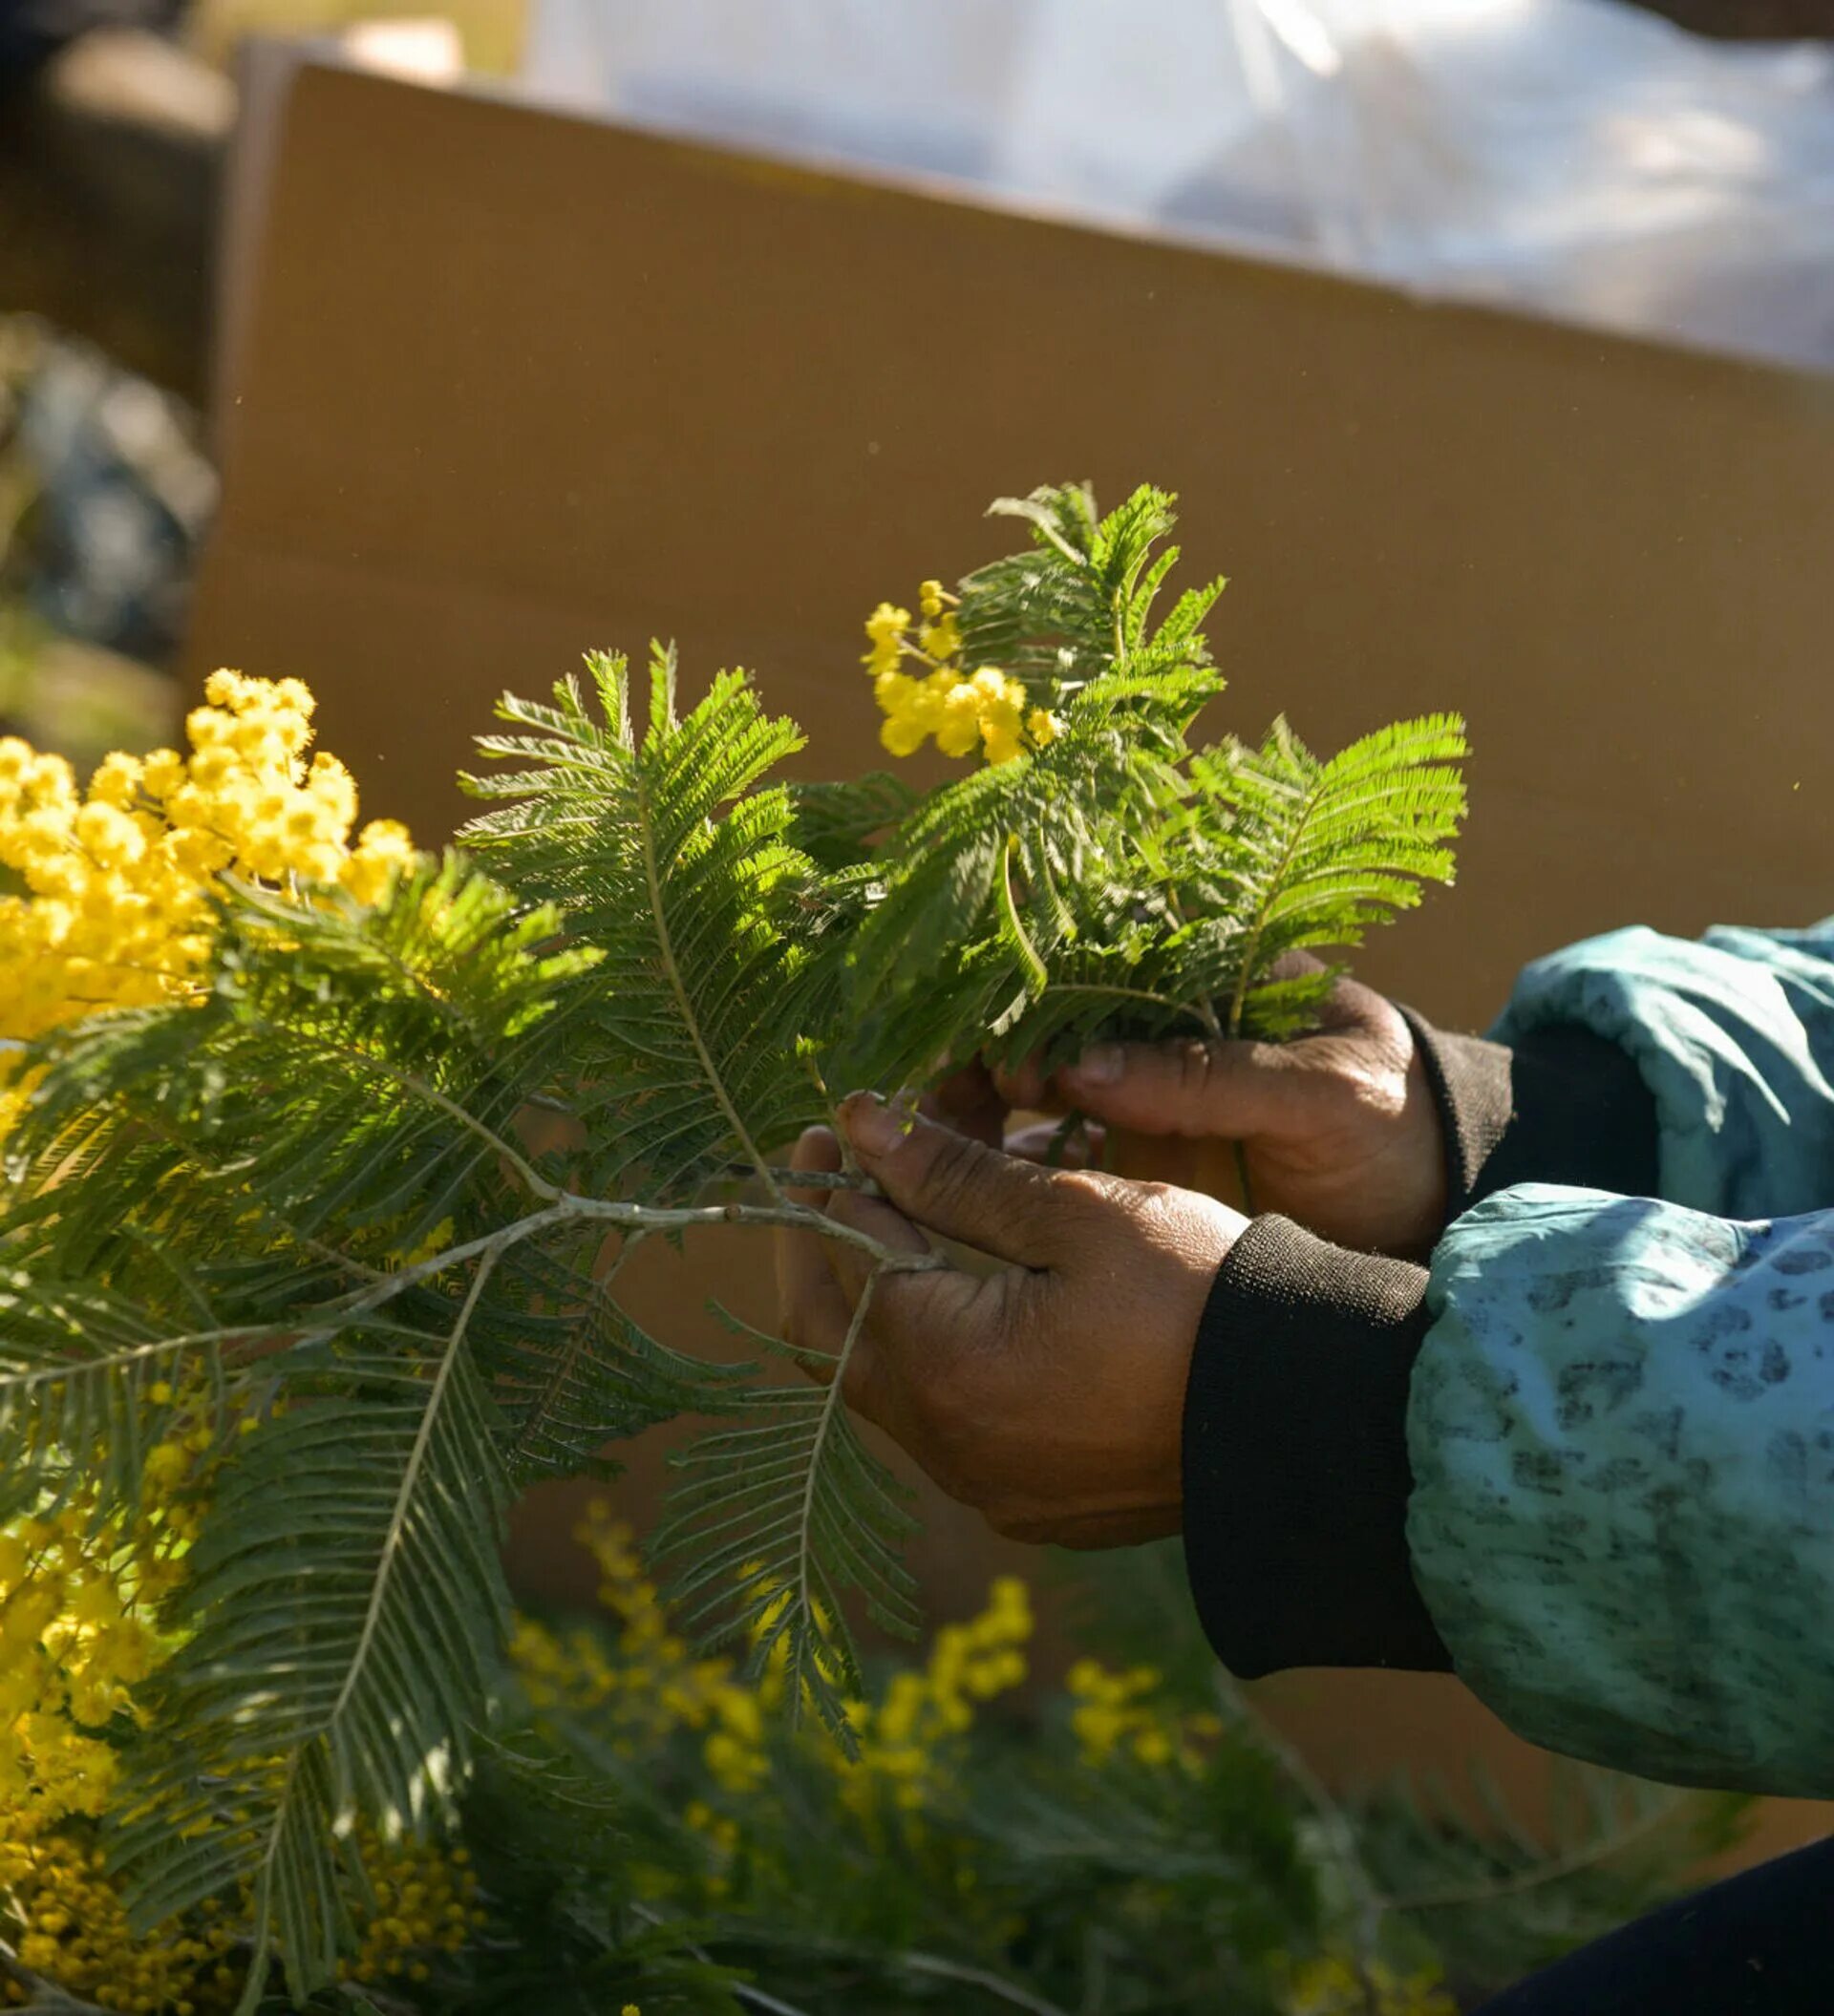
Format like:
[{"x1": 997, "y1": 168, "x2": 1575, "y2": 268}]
[
  {"x1": 838, "y1": 1576, "x2": 1031, "y2": 1818},
  {"x1": 0, "y1": 1404, "x2": 240, "y2": 2013},
  {"x1": 1064, "y1": 1658, "x2": 1221, "y2": 1771},
  {"x1": 0, "y1": 1378, "x2": 307, "y2": 2011},
  {"x1": 0, "y1": 1837, "x2": 240, "y2": 2014},
  {"x1": 0, "y1": 1445, "x2": 206, "y2": 1836},
  {"x1": 863, "y1": 583, "x2": 1059, "y2": 764},
  {"x1": 512, "y1": 1505, "x2": 773, "y2": 1801},
  {"x1": 344, "y1": 1826, "x2": 486, "y2": 1987},
  {"x1": 0, "y1": 670, "x2": 417, "y2": 1136},
  {"x1": 511, "y1": 1505, "x2": 1034, "y2": 1857},
  {"x1": 1283, "y1": 1955, "x2": 1458, "y2": 2016}
]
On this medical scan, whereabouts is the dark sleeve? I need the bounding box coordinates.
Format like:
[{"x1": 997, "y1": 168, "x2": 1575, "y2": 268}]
[
  {"x1": 1179, "y1": 1010, "x2": 1659, "y2": 1678},
  {"x1": 1397, "y1": 1008, "x2": 1661, "y2": 1220}
]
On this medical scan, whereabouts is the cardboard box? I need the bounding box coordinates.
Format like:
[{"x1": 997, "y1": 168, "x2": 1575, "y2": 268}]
[{"x1": 191, "y1": 54, "x2": 1834, "y2": 1865}]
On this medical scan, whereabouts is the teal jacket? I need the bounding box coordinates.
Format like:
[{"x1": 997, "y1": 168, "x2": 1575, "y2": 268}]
[
  {"x1": 1410, "y1": 922, "x2": 1834, "y2": 1796},
  {"x1": 1183, "y1": 920, "x2": 1834, "y2": 1800}
]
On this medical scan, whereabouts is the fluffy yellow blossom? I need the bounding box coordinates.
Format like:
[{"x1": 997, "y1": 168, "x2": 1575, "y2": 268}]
[
  {"x1": 838, "y1": 1575, "x2": 1031, "y2": 1822},
  {"x1": 1065, "y1": 1657, "x2": 1220, "y2": 1772},
  {"x1": 863, "y1": 602, "x2": 910, "y2": 680},
  {"x1": 513, "y1": 1508, "x2": 769, "y2": 1801},
  {"x1": 1283, "y1": 1955, "x2": 1457, "y2": 2016},
  {"x1": 0, "y1": 1833, "x2": 240, "y2": 2013},
  {"x1": 511, "y1": 1506, "x2": 1034, "y2": 1853},
  {"x1": 343, "y1": 817, "x2": 417, "y2": 907},
  {"x1": 861, "y1": 591, "x2": 1055, "y2": 766},
  {"x1": 346, "y1": 1825, "x2": 486, "y2": 1985},
  {"x1": 0, "y1": 672, "x2": 420, "y2": 1140},
  {"x1": 0, "y1": 1385, "x2": 251, "y2": 2009}
]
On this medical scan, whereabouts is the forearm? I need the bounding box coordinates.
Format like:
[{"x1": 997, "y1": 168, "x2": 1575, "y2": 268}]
[
  {"x1": 1183, "y1": 1010, "x2": 1658, "y2": 1678},
  {"x1": 1410, "y1": 1190, "x2": 1834, "y2": 1796},
  {"x1": 1183, "y1": 919, "x2": 1834, "y2": 1795}
]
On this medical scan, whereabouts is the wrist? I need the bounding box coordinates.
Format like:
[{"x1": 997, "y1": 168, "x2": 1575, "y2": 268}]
[{"x1": 1181, "y1": 1216, "x2": 1449, "y2": 1677}]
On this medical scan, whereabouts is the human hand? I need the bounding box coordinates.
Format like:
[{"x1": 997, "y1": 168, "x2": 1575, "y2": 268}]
[
  {"x1": 996, "y1": 966, "x2": 1445, "y2": 1258},
  {"x1": 775, "y1": 1098, "x2": 1246, "y2": 1548}
]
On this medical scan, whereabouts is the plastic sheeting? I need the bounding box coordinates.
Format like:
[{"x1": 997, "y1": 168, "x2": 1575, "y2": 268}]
[{"x1": 520, "y1": 0, "x2": 1834, "y2": 374}]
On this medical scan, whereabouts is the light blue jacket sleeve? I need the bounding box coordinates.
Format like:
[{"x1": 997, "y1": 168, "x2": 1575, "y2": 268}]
[{"x1": 1405, "y1": 920, "x2": 1834, "y2": 1795}]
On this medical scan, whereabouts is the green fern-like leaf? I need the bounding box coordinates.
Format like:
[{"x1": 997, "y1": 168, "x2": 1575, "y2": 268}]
[
  {"x1": 117, "y1": 1307, "x2": 513, "y2": 1991},
  {"x1": 484, "y1": 1228, "x2": 749, "y2": 1489},
  {"x1": 461, "y1": 645, "x2": 834, "y2": 1199},
  {"x1": 1184, "y1": 712, "x2": 1470, "y2": 1038},
  {"x1": 461, "y1": 649, "x2": 926, "y2": 1726},
  {"x1": 650, "y1": 1346, "x2": 919, "y2": 1748},
  {"x1": 0, "y1": 860, "x2": 595, "y2": 1995},
  {"x1": 840, "y1": 662, "x2": 1221, "y2": 1091},
  {"x1": 958, "y1": 481, "x2": 1225, "y2": 697}
]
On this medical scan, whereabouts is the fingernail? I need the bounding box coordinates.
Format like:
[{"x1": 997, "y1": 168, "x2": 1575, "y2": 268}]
[
  {"x1": 1069, "y1": 1043, "x2": 1123, "y2": 1086},
  {"x1": 843, "y1": 1093, "x2": 904, "y2": 1157}
]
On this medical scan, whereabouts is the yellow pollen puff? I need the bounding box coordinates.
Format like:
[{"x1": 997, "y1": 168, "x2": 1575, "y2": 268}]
[
  {"x1": 864, "y1": 619, "x2": 1053, "y2": 769},
  {"x1": 0, "y1": 669, "x2": 422, "y2": 1148}
]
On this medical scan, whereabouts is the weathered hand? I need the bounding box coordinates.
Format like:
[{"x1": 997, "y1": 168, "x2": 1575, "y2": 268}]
[
  {"x1": 996, "y1": 965, "x2": 1446, "y2": 1258},
  {"x1": 775, "y1": 1098, "x2": 1245, "y2": 1549}
]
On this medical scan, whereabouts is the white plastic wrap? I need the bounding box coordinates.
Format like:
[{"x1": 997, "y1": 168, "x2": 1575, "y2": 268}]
[{"x1": 520, "y1": 0, "x2": 1834, "y2": 374}]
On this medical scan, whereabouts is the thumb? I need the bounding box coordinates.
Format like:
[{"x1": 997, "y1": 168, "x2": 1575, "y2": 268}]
[
  {"x1": 840, "y1": 1093, "x2": 1092, "y2": 1267},
  {"x1": 1056, "y1": 1035, "x2": 1334, "y2": 1142}
]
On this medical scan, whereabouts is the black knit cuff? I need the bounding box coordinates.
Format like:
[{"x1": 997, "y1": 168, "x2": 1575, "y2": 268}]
[
  {"x1": 1398, "y1": 1010, "x2": 1660, "y2": 1224},
  {"x1": 1182, "y1": 1216, "x2": 1449, "y2": 1678},
  {"x1": 1472, "y1": 1022, "x2": 1660, "y2": 1203},
  {"x1": 1396, "y1": 1010, "x2": 1513, "y2": 1224}
]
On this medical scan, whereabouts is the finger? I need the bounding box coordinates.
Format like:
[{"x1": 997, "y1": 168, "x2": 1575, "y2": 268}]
[
  {"x1": 1003, "y1": 1117, "x2": 1105, "y2": 1169},
  {"x1": 820, "y1": 1179, "x2": 935, "y2": 1304},
  {"x1": 990, "y1": 1054, "x2": 1055, "y2": 1111},
  {"x1": 840, "y1": 1093, "x2": 1097, "y2": 1266},
  {"x1": 1055, "y1": 1033, "x2": 1356, "y2": 1142},
  {"x1": 838, "y1": 1261, "x2": 1012, "y2": 1438},
  {"x1": 775, "y1": 1128, "x2": 851, "y2": 1381},
  {"x1": 786, "y1": 1123, "x2": 842, "y2": 1202},
  {"x1": 1302, "y1": 970, "x2": 1395, "y2": 1038}
]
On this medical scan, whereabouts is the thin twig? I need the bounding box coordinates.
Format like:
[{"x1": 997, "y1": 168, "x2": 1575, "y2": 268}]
[
  {"x1": 900, "y1": 1949, "x2": 1076, "y2": 2016},
  {"x1": 327, "y1": 1190, "x2": 944, "y2": 1323},
  {"x1": 1210, "y1": 1670, "x2": 1384, "y2": 1951},
  {"x1": 0, "y1": 1935, "x2": 111, "y2": 2013},
  {"x1": 744, "y1": 1164, "x2": 881, "y2": 1194},
  {"x1": 1382, "y1": 1793, "x2": 1686, "y2": 1916},
  {"x1": 625, "y1": 1903, "x2": 816, "y2": 2016}
]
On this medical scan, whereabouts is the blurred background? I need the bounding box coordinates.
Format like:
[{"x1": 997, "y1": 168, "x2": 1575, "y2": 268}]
[{"x1": 7, "y1": 0, "x2": 1834, "y2": 772}]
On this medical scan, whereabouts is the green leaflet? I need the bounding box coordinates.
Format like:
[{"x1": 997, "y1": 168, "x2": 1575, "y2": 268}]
[{"x1": 461, "y1": 645, "x2": 835, "y2": 1202}]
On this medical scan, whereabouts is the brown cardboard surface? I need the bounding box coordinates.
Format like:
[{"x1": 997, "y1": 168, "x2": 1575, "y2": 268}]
[{"x1": 190, "y1": 58, "x2": 1834, "y2": 1863}]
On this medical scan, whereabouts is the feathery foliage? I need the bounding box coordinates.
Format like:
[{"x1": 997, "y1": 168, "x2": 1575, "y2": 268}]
[
  {"x1": 838, "y1": 483, "x2": 1466, "y2": 1087},
  {"x1": 461, "y1": 645, "x2": 833, "y2": 1202},
  {"x1": 1, "y1": 860, "x2": 607, "y2": 1995},
  {"x1": 0, "y1": 479, "x2": 1475, "y2": 2005}
]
